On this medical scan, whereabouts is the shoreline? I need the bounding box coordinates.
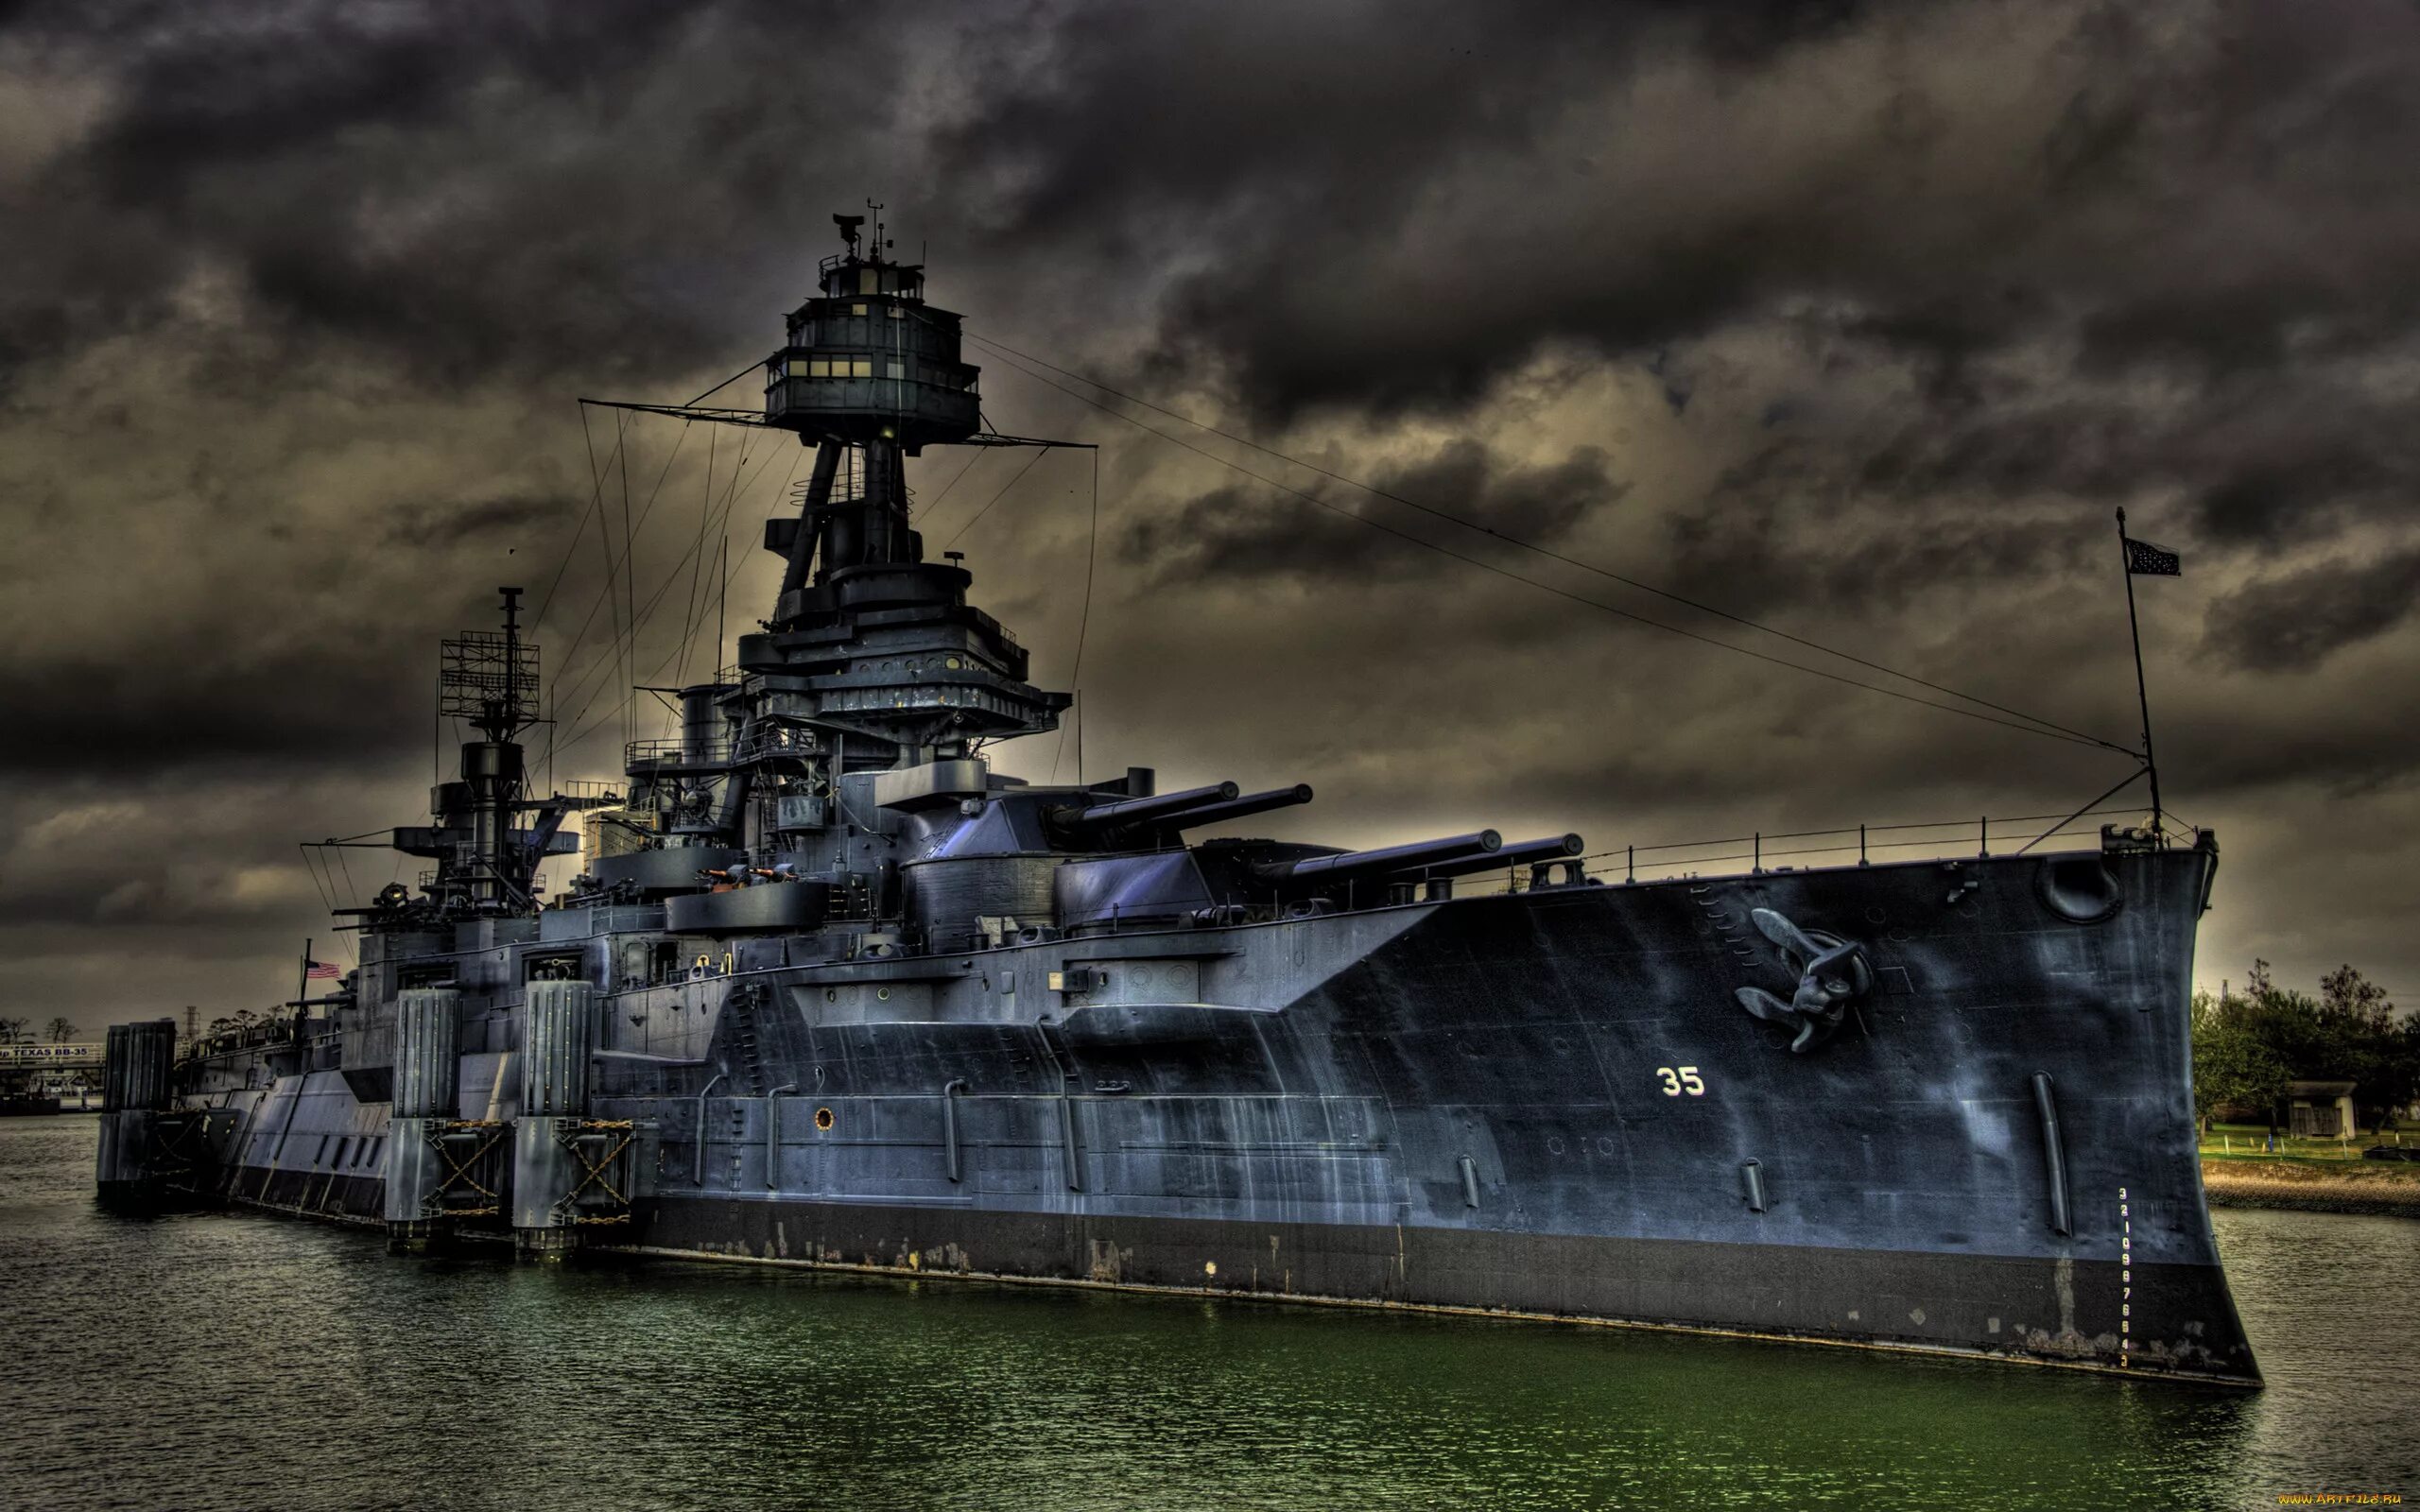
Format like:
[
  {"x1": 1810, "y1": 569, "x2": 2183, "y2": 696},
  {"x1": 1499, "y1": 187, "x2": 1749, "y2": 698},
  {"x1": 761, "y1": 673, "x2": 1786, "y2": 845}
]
[{"x1": 2202, "y1": 1159, "x2": 2420, "y2": 1219}]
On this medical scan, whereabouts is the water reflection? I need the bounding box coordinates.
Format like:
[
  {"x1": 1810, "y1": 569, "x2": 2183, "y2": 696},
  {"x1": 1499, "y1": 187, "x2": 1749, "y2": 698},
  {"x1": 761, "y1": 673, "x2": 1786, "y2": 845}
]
[{"x1": 5, "y1": 1117, "x2": 2407, "y2": 1511}]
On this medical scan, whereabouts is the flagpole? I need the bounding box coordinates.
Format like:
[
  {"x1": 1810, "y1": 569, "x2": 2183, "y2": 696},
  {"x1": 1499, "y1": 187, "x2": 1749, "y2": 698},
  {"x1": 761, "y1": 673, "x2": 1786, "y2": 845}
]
[
  {"x1": 2115, "y1": 507, "x2": 2163, "y2": 836},
  {"x1": 299, "y1": 937, "x2": 311, "y2": 1014}
]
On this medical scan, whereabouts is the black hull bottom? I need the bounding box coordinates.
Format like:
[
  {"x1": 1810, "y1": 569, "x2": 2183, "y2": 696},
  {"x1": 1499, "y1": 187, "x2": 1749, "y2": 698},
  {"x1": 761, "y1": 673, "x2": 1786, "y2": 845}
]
[
  {"x1": 181, "y1": 1164, "x2": 2256, "y2": 1385},
  {"x1": 626, "y1": 1194, "x2": 2258, "y2": 1386}
]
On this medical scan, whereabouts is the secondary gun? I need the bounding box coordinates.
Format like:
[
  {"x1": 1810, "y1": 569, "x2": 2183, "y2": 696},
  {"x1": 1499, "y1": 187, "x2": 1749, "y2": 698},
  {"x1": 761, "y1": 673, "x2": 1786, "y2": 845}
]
[
  {"x1": 1056, "y1": 782, "x2": 1240, "y2": 839},
  {"x1": 1254, "y1": 829, "x2": 1503, "y2": 885},
  {"x1": 1161, "y1": 783, "x2": 1314, "y2": 833},
  {"x1": 1253, "y1": 831, "x2": 1586, "y2": 889}
]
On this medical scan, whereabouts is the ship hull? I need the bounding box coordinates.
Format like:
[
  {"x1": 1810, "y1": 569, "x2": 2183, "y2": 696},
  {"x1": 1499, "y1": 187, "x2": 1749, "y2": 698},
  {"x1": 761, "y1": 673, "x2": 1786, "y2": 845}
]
[
  {"x1": 635, "y1": 1194, "x2": 2242, "y2": 1380},
  {"x1": 130, "y1": 841, "x2": 2257, "y2": 1383}
]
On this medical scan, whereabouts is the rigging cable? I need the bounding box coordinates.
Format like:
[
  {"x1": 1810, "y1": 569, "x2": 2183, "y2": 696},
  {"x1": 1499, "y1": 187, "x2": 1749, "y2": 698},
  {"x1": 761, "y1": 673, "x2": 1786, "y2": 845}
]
[
  {"x1": 548, "y1": 439, "x2": 797, "y2": 757},
  {"x1": 971, "y1": 342, "x2": 2131, "y2": 757},
  {"x1": 916, "y1": 445, "x2": 988, "y2": 524},
  {"x1": 540, "y1": 363, "x2": 752, "y2": 751},
  {"x1": 542, "y1": 406, "x2": 628, "y2": 630},
  {"x1": 298, "y1": 842, "x2": 333, "y2": 916},
  {"x1": 297, "y1": 844, "x2": 357, "y2": 963},
  {"x1": 329, "y1": 846, "x2": 361, "y2": 963},
  {"x1": 682, "y1": 359, "x2": 769, "y2": 408},
  {"x1": 2013, "y1": 767, "x2": 2152, "y2": 855},
  {"x1": 544, "y1": 407, "x2": 630, "y2": 780},
  {"x1": 698, "y1": 439, "x2": 783, "y2": 678},
  {"x1": 965, "y1": 332, "x2": 2130, "y2": 756},
  {"x1": 939, "y1": 446, "x2": 1052, "y2": 551},
  {"x1": 615, "y1": 414, "x2": 641, "y2": 757},
  {"x1": 671, "y1": 422, "x2": 720, "y2": 699},
  {"x1": 607, "y1": 416, "x2": 631, "y2": 757},
  {"x1": 548, "y1": 447, "x2": 767, "y2": 731},
  {"x1": 544, "y1": 409, "x2": 694, "y2": 731},
  {"x1": 660, "y1": 430, "x2": 764, "y2": 701},
  {"x1": 661, "y1": 437, "x2": 789, "y2": 693},
  {"x1": 652, "y1": 424, "x2": 774, "y2": 736},
  {"x1": 683, "y1": 445, "x2": 803, "y2": 662},
  {"x1": 1051, "y1": 448, "x2": 1100, "y2": 784}
]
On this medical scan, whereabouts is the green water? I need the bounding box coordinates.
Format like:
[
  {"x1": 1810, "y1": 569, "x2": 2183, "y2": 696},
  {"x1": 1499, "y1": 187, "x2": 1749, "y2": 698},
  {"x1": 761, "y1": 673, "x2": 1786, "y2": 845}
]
[{"x1": 3, "y1": 1116, "x2": 2411, "y2": 1509}]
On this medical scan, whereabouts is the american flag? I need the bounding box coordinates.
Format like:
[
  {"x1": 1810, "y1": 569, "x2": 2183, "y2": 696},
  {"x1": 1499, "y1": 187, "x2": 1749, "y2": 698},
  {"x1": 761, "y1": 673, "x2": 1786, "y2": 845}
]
[
  {"x1": 304, "y1": 960, "x2": 340, "y2": 980},
  {"x1": 2123, "y1": 537, "x2": 2182, "y2": 576}
]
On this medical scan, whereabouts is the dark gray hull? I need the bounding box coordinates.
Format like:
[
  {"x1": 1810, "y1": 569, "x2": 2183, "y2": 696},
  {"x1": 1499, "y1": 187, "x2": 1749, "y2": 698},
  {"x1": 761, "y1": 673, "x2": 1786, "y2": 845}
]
[
  {"x1": 636, "y1": 1195, "x2": 2234, "y2": 1382},
  {"x1": 140, "y1": 841, "x2": 2253, "y2": 1383}
]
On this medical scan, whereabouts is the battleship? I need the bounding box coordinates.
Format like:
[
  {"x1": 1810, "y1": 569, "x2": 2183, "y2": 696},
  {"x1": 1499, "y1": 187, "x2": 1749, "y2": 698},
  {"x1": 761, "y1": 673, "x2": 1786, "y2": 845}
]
[{"x1": 95, "y1": 213, "x2": 2256, "y2": 1385}]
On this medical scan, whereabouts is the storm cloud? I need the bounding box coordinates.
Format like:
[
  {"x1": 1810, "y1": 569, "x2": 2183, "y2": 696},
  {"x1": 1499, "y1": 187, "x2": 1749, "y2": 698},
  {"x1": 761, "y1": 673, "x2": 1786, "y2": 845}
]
[
  {"x1": 2202, "y1": 545, "x2": 2420, "y2": 674},
  {"x1": 5, "y1": 0, "x2": 2420, "y2": 1027}
]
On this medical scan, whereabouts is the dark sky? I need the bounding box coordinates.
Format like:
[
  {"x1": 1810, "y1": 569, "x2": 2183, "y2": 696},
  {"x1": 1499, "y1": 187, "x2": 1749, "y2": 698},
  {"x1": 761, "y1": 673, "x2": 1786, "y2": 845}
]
[{"x1": 6, "y1": 0, "x2": 2418, "y2": 1033}]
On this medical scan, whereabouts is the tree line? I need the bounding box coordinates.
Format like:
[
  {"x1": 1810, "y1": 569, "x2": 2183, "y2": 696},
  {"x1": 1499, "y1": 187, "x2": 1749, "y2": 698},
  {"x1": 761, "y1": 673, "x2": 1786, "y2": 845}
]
[
  {"x1": 0, "y1": 1016, "x2": 79, "y2": 1045},
  {"x1": 2191, "y1": 962, "x2": 2420, "y2": 1136}
]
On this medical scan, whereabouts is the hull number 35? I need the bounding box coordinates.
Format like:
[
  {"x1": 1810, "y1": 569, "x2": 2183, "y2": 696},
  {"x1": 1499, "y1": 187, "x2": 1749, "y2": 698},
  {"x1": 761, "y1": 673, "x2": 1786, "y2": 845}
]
[{"x1": 1656, "y1": 1066, "x2": 1706, "y2": 1097}]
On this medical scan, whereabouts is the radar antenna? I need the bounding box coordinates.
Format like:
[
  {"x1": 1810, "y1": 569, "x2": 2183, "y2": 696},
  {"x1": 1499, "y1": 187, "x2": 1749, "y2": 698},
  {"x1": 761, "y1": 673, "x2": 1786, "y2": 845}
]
[{"x1": 440, "y1": 586, "x2": 540, "y2": 744}]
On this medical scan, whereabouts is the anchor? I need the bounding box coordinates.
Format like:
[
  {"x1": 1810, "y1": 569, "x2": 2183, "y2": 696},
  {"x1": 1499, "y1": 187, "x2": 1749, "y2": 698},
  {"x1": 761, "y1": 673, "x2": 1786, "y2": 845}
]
[{"x1": 1735, "y1": 906, "x2": 1873, "y2": 1054}]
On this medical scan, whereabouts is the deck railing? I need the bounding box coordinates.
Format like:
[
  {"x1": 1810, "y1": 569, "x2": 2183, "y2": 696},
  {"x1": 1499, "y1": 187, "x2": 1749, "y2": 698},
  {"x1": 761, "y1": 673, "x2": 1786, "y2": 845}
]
[{"x1": 1463, "y1": 804, "x2": 2191, "y2": 896}]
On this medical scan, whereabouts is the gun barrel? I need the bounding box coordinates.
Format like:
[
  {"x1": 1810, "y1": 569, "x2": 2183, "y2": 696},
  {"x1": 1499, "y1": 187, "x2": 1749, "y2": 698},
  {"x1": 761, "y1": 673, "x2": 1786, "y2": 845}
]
[
  {"x1": 1165, "y1": 783, "x2": 1314, "y2": 832},
  {"x1": 1065, "y1": 781, "x2": 1240, "y2": 832},
  {"x1": 1411, "y1": 833, "x2": 1586, "y2": 882},
  {"x1": 1257, "y1": 829, "x2": 1502, "y2": 885}
]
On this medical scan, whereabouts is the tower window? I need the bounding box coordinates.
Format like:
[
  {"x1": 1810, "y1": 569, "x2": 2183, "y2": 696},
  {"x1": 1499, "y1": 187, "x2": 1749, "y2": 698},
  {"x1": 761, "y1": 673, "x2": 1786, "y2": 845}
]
[
  {"x1": 851, "y1": 358, "x2": 873, "y2": 378},
  {"x1": 887, "y1": 360, "x2": 905, "y2": 379}
]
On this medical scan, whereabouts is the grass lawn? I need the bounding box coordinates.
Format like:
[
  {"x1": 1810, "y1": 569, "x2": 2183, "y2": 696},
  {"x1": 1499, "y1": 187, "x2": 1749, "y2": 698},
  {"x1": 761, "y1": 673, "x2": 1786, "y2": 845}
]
[{"x1": 2198, "y1": 1122, "x2": 2418, "y2": 1163}]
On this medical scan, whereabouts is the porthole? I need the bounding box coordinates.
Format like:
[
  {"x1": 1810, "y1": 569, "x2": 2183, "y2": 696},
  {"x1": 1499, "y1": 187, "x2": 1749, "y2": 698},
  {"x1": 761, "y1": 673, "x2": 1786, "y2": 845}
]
[
  {"x1": 825, "y1": 988, "x2": 837, "y2": 1003},
  {"x1": 876, "y1": 988, "x2": 890, "y2": 1001},
  {"x1": 814, "y1": 1107, "x2": 836, "y2": 1131},
  {"x1": 944, "y1": 657, "x2": 962, "y2": 670}
]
